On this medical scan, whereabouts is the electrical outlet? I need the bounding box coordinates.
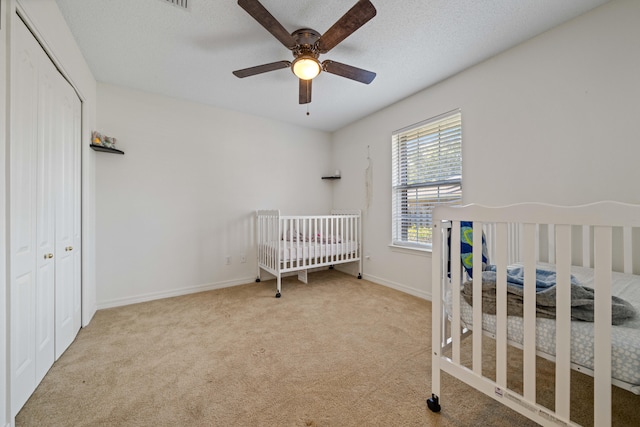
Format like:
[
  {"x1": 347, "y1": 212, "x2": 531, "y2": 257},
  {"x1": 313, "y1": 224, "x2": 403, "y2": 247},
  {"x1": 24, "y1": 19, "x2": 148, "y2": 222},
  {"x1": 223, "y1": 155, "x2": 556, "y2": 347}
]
[{"x1": 225, "y1": 256, "x2": 231, "y2": 265}]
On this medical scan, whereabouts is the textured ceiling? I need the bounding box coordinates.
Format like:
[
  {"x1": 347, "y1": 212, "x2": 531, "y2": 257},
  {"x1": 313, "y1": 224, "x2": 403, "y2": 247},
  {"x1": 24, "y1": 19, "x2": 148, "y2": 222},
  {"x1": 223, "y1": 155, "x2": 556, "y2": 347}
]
[{"x1": 54, "y1": 0, "x2": 610, "y2": 132}]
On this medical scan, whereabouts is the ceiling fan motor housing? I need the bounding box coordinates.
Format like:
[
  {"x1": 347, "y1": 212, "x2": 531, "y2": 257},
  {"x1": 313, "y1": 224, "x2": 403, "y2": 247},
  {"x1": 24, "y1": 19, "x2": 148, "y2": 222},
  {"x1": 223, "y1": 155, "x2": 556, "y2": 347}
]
[{"x1": 291, "y1": 28, "x2": 321, "y2": 58}]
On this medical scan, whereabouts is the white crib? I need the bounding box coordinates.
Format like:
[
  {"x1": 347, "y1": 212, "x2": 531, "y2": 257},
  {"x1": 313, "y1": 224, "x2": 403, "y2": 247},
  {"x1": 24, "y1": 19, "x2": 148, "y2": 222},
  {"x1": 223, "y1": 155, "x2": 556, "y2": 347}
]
[
  {"x1": 256, "y1": 210, "x2": 362, "y2": 297},
  {"x1": 429, "y1": 202, "x2": 640, "y2": 426}
]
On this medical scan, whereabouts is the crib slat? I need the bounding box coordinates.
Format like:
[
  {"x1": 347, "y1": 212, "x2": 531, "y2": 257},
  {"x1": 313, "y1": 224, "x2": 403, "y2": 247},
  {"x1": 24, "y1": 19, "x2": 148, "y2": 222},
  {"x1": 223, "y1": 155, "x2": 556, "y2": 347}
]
[
  {"x1": 284, "y1": 218, "x2": 290, "y2": 268},
  {"x1": 555, "y1": 224, "x2": 572, "y2": 420},
  {"x1": 522, "y1": 223, "x2": 537, "y2": 402},
  {"x1": 451, "y1": 221, "x2": 462, "y2": 365},
  {"x1": 302, "y1": 218, "x2": 307, "y2": 268},
  {"x1": 335, "y1": 218, "x2": 347, "y2": 261},
  {"x1": 431, "y1": 220, "x2": 444, "y2": 401},
  {"x1": 313, "y1": 217, "x2": 318, "y2": 265},
  {"x1": 345, "y1": 215, "x2": 350, "y2": 261},
  {"x1": 339, "y1": 216, "x2": 344, "y2": 262},
  {"x1": 319, "y1": 217, "x2": 324, "y2": 262},
  {"x1": 594, "y1": 226, "x2": 612, "y2": 426},
  {"x1": 495, "y1": 222, "x2": 508, "y2": 387},
  {"x1": 441, "y1": 224, "x2": 450, "y2": 350},
  {"x1": 472, "y1": 223, "x2": 483, "y2": 375}
]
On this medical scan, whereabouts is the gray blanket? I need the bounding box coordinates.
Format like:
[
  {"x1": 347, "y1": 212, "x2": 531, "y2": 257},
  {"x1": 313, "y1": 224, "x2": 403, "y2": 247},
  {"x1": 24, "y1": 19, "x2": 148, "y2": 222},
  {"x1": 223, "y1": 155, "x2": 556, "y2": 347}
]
[{"x1": 462, "y1": 270, "x2": 637, "y2": 325}]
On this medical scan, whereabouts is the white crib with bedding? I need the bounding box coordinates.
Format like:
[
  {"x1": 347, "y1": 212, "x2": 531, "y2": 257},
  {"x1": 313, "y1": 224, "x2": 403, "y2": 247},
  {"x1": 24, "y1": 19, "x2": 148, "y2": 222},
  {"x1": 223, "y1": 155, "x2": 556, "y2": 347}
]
[
  {"x1": 429, "y1": 202, "x2": 640, "y2": 426},
  {"x1": 256, "y1": 209, "x2": 362, "y2": 297}
]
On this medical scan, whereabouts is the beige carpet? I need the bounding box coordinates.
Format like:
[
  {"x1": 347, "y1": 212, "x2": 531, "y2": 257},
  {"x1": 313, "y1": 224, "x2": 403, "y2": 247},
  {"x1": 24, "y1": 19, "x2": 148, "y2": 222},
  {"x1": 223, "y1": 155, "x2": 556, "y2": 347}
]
[{"x1": 16, "y1": 270, "x2": 639, "y2": 426}]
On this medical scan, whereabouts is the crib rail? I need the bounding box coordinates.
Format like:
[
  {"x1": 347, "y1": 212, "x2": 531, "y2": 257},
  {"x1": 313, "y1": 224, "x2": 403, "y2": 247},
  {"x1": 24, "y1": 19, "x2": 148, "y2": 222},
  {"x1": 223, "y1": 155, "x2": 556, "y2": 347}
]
[{"x1": 430, "y1": 202, "x2": 640, "y2": 426}]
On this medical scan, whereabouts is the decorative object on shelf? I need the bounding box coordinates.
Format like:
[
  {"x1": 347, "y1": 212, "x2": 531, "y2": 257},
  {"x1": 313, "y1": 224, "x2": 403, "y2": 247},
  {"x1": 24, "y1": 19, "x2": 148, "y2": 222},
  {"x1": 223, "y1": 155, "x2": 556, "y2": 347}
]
[
  {"x1": 91, "y1": 130, "x2": 118, "y2": 148},
  {"x1": 90, "y1": 131, "x2": 124, "y2": 154}
]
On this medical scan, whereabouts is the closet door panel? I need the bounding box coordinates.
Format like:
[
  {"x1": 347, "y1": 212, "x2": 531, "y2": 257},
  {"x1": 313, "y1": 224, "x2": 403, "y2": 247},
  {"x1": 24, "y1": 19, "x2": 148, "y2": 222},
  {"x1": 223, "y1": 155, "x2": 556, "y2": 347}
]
[
  {"x1": 35, "y1": 55, "x2": 57, "y2": 381},
  {"x1": 54, "y1": 77, "x2": 81, "y2": 359},
  {"x1": 72, "y1": 98, "x2": 83, "y2": 333},
  {"x1": 10, "y1": 17, "x2": 40, "y2": 415}
]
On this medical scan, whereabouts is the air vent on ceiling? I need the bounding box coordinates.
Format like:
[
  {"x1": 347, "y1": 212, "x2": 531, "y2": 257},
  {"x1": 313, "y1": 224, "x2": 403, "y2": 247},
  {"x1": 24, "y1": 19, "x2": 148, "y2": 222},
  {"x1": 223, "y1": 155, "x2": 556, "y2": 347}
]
[{"x1": 163, "y1": 0, "x2": 189, "y2": 10}]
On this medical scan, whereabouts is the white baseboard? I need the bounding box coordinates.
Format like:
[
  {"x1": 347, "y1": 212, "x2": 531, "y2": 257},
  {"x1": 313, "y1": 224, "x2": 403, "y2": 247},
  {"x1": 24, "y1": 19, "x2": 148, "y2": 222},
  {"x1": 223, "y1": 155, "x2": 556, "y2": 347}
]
[
  {"x1": 362, "y1": 273, "x2": 432, "y2": 301},
  {"x1": 96, "y1": 271, "x2": 432, "y2": 310},
  {"x1": 96, "y1": 276, "x2": 256, "y2": 310}
]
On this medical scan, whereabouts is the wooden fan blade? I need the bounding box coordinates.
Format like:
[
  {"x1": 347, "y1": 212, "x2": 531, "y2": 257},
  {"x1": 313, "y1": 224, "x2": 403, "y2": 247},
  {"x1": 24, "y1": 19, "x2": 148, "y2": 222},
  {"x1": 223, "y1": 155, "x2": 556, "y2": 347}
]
[
  {"x1": 233, "y1": 61, "x2": 291, "y2": 78},
  {"x1": 238, "y1": 0, "x2": 297, "y2": 49},
  {"x1": 316, "y1": 0, "x2": 376, "y2": 54},
  {"x1": 299, "y1": 79, "x2": 312, "y2": 104},
  {"x1": 322, "y1": 60, "x2": 376, "y2": 84}
]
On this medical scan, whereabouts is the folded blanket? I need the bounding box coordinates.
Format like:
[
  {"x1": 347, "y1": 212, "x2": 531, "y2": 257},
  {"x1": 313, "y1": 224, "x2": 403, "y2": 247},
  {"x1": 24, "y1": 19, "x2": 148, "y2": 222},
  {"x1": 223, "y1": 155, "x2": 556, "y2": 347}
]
[
  {"x1": 462, "y1": 270, "x2": 637, "y2": 325},
  {"x1": 485, "y1": 265, "x2": 583, "y2": 291}
]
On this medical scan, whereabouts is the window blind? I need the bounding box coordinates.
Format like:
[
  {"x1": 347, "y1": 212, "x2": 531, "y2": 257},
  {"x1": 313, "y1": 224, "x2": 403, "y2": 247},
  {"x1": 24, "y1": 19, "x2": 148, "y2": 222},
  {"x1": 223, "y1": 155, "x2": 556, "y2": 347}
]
[{"x1": 392, "y1": 110, "x2": 462, "y2": 247}]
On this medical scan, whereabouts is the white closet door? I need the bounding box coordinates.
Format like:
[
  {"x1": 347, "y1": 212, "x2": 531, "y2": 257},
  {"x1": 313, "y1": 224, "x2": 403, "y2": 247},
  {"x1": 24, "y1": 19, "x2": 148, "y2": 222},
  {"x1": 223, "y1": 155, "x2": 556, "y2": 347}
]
[
  {"x1": 55, "y1": 76, "x2": 82, "y2": 359},
  {"x1": 10, "y1": 16, "x2": 54, "y2": 414},
  {"x1": 10, "y1": 15, "x2": 82, "y2": 414}
]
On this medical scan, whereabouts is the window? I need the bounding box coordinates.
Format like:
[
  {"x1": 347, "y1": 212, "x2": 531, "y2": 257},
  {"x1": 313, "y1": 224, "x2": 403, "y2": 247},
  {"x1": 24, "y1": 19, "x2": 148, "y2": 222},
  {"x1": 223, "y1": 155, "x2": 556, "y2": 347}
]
[{"x1": 391, "y1": 110, "x2": 462, "y2": 248}]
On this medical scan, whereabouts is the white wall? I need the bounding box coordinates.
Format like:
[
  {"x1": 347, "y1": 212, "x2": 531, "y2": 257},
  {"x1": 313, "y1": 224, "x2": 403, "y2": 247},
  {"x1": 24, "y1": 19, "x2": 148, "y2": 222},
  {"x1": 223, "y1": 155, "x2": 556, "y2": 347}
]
[
  {"x1": 95, "y1": 84, "x2": 333, "y2": 307},
  {"x1": 331, "y1": 0, "x2": 640, "y2": 299},
  {"x1": 3, "y1": 0, "x2": 97, "y2": 422}
]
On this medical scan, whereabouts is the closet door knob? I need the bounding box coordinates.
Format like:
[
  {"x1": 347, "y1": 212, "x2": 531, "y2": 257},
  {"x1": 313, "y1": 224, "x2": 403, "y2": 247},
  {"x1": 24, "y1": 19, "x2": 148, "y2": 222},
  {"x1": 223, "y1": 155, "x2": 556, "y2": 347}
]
[
  {"x1": 45, "y1": 253, "x2": 54, "y2": 259},
  {"x1": 65, "y1": 246, "x2": 73, "y2": 251}
]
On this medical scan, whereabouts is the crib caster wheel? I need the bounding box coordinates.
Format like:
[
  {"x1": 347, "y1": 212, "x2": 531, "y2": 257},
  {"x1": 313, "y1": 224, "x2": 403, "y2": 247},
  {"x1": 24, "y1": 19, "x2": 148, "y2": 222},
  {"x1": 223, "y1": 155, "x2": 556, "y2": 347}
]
[
  {"x1": 427, "y1": 394, "x2": 441, "y2": 412},
  {"x1": 358, "y1": 274, "x2": 362, "y2": 279},
  {"x1": 329, "y1": 265, "x2": 334, "y2": 269},
  {"x1": 255, "y1": 278, "x2": 261, "y2": 283},
  {"x1": 275, "y1": 292, "x2": 281, "y2": 298}
]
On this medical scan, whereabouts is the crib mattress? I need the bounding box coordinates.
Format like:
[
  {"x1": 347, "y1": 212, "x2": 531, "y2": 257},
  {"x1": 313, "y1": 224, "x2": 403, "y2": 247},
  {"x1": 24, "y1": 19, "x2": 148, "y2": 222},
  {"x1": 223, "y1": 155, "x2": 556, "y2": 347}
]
[
  {"x1": 453, "y1": 264, "x2": 640, "y2": 387},
  {"x1": 260, "y1": 241, "x2": 359, "y2": 263}
]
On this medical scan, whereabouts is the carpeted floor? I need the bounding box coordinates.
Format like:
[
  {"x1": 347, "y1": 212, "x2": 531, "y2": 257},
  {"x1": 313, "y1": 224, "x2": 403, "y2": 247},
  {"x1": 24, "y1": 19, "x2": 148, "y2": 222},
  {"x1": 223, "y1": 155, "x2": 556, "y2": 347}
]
[{"x1": 16, "y1": 270, "x2": 639, "y2": 426}]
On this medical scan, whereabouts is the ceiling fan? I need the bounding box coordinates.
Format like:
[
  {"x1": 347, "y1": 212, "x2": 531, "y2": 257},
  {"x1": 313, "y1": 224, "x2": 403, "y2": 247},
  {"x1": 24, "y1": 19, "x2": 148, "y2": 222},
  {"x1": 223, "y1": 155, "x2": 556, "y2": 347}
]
[{"x1": 232, "y1": 0, "x2": 377, "y2": 105}]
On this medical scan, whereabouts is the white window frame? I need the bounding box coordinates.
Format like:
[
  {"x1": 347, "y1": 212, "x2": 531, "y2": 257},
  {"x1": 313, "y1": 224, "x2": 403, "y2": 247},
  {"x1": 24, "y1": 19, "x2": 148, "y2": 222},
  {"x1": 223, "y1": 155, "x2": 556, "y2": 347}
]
[{"x1": 391, "y1": 110, "x2": 462, "y2": 249}]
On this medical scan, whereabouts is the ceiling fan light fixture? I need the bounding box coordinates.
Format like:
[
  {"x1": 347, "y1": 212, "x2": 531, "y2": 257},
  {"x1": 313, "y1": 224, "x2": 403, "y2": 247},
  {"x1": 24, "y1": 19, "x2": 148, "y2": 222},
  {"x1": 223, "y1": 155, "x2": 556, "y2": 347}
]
[{"x1": 292, "y1": 56, "x2": 321, "y2": 80}]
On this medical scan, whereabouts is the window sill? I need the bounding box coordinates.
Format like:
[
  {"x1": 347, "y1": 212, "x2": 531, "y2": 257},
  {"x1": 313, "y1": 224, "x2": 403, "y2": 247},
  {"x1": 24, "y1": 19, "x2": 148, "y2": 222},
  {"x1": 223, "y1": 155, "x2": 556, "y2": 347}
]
[{"x1": 388, "y1": 243, "x2": 432, "y2": 256}]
